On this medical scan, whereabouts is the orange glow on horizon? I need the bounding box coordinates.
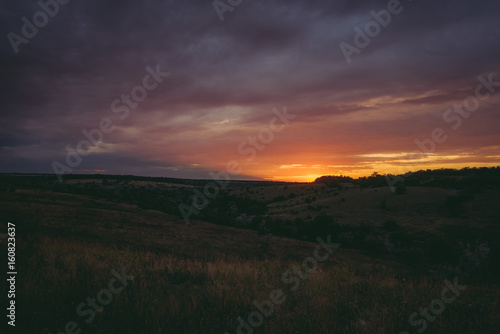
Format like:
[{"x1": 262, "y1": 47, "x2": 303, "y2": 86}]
[{"x1": 246, "y1": 161, "x2": 500, "y2": 183}]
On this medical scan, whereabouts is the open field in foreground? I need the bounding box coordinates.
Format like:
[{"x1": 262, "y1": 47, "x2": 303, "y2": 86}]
[{"x1": 1, "y1": 172, "x2": 500, "y2": 333}]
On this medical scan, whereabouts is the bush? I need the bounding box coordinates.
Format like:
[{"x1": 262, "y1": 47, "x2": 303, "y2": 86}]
[
  {"x1": 389, "y1": 232, "x2": 414, "y2": 247},
  {"x1": 458, "y1": 240, "x2": 490, "y2": 275},
  {"x1": 272, "y1": 195, "x2": 286, "y2": 202},
  {"x1": 302, "y1": 214, "x2": 336, "y2": 239},
  {"x1": 383, "y1": 220, "x2": 399, "y2": 231},
  {"x1": 444, "y1": 194, "x2": 470, "y2": 217},
  {"x1": 428, "y1": 238, "x2": 460, "y2": 264},
  {"x1": 395, "y1": 184, "x2": 406, "y2": 195}
]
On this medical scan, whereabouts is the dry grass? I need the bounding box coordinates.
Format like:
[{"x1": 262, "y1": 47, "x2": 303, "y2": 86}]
[
  {"x1": 7, "y1": 234, "x2": 499, "y2": 334},
  {"x1": 1, "y1": 178, "x2": 500, "y2": 333}
]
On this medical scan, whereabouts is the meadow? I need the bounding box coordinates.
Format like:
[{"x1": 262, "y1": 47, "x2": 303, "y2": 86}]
[{"x1": 1, "y1": 169, "x2": 500, "y2": 333}]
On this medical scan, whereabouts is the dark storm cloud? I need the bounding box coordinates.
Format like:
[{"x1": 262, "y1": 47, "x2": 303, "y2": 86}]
[{"x1": 1, "y1": 0, "x2": 499, "y2": 179}]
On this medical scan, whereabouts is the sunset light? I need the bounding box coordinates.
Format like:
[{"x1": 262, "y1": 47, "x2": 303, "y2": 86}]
[{"x1": 2, "y1": 1, "x2": 500, "y2": 333}]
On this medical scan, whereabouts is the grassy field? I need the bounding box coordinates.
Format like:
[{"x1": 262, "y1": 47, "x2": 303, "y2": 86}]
[
  {"x1": 1, "y1": 173, "x2": 500, "y2": 333},
  {"x1": 4, "y1": 233, "x2": 500, "y2": 334}
]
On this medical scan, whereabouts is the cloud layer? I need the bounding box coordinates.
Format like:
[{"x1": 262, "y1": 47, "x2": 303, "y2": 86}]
[{"x1": 1, "y1": 0, "x2": 500, "y2": 181}]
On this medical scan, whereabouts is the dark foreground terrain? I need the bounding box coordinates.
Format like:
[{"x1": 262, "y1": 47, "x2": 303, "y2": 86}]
[{"x1": 1, "y1": 168, "x2": 500, "y2": 333}]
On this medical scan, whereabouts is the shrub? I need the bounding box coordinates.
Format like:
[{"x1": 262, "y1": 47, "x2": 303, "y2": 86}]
[
  {"x1": 383, "y1": 220, "x2": 399, "y2": 231},
  {"x1": 458, "y1": 240, "x2": 490, "y2": 275},
  {"x1": 272, "y1": 195, "x2": 286, "y2": 202},
  {"x1": 395, "y1": 184, "x2": 406, "y2": 195},
  {"x1": 428, "y1": 238, "x2": 460, "y2": 264}
]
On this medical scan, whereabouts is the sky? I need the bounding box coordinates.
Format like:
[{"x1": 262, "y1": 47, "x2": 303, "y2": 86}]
[{"x1": 1, "y1": 0, "x2": 500, "y2": 182}]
